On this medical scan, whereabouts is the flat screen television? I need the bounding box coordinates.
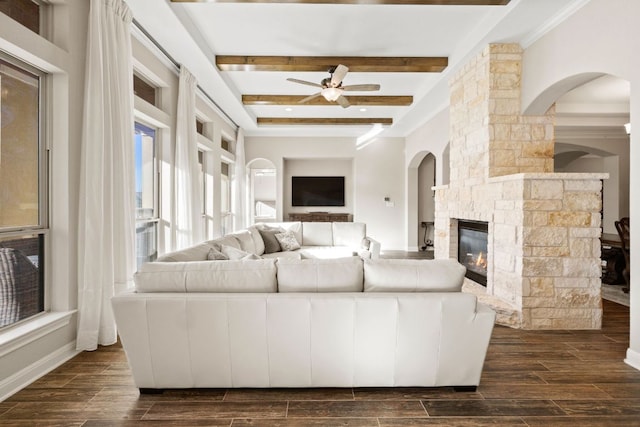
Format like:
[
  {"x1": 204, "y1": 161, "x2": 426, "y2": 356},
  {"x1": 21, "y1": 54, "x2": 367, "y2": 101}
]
[{"x1": 292, "y1": 176, "x2": 345, "y2": 207}]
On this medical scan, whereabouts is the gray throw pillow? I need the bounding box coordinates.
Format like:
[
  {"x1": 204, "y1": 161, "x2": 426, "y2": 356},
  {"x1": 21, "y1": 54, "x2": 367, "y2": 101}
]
[{"x1": 258, "y1": 228, "x2": 282, "y2": 254}]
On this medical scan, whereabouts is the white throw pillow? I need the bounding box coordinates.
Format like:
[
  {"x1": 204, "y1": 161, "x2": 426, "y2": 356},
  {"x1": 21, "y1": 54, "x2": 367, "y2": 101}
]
[
  {"x1": 207, "y1": 247, "x2": 228, "y2": 260},
  {"x1": 216, "y1": 244, "x2": 253, "y2": 260},
  {"x1": 277, "y1": 257, "x2": 363, "y2": 292},
  {"x1": 231, "y1": 230, "x2": 257, "y2": 255},
  {"x1": 247, "y1": 226, "x2": 266, "y2": 255},
  {"x1": 134, "y1": 259, "x2": 277, "y2": 293},
  {"x1": 363, "y1": 259, "x2": 466, "y2": 292},
  {"x1": 275, "y1": 230, "x2": 301, "y2": 251}
]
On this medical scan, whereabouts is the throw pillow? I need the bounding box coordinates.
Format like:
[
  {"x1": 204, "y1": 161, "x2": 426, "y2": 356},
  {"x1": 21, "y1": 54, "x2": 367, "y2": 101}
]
[
  {"x1": 216, "y1": 244, "x2": 253, "y2": 260},
  {"x1": 207, "y1": 247, "x2": 228, "y2": 260},
  {"x1": 275, "y1": 230, "x2": 301, "y2": 251},
  {"x1": 258, "y1": 228, "x2": 283, "y2": 254}
]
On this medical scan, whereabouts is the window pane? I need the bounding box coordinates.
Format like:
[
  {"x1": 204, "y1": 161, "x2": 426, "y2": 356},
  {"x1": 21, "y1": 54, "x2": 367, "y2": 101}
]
[
  {"x1": 0, "y1": 58, "x2": 41, "y2": 229},
  {"x1": 134, "y1": 122, "x2": 157, "y2": 270},
  {"x1": 133, "y1": 74, "x2": 157, "y2": 106},
  {"x1": 0, "y1": 233, "x2": 45, "y2": 328},
  {"x1": 0, "y1": 0, "x2": 40, "y2": 34},
  {"x1": 135, "y1": 221, "x2": 157, "y2": 271},
  {"x1": 134, "y1": 123, "x2": 156, "y2": 220}
]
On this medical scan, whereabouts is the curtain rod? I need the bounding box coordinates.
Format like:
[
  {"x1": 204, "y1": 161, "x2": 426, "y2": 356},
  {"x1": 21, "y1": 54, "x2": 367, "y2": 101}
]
[{"x1": 131, "y1": 18, "x2": 240, "y2": 131}]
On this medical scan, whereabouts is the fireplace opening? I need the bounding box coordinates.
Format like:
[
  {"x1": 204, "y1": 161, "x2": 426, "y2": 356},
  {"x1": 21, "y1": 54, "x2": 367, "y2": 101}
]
[{"x1": 458, "y1": 220, "x2": 488, "y2": 286}]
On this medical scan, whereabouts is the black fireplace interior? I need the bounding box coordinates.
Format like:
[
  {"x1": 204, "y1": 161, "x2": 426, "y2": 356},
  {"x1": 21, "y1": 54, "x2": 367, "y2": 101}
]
[{"x1": 458, "y1": 220, "x2": 488, "y2": 286}]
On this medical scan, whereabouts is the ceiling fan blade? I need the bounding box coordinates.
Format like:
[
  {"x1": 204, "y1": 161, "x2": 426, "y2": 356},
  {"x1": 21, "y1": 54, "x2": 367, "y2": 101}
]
[
  {"x1": 299, "y1": 92, "x2": 322, "y2": 104},
  {"x1": 342, "y1": 84, "x2": 381, "y2": 91},
  {"x1": 331, "y1": 64, "x2": 349, "y2": 87},
  {"x1": 336, "y1": 95, "x2": 350, "y2": 109},
  {"x1": 287, "y1": 78, "x2": 323, "y2": 88}
]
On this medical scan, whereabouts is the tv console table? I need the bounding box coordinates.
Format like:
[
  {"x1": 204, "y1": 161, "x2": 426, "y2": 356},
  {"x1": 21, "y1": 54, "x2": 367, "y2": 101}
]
[{"x1": 288, "y1": 212, "x2": 352, "y2": 222}]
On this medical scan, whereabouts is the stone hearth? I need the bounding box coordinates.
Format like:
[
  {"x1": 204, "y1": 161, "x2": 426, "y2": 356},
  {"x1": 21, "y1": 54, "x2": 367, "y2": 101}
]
[{"x1": 434, "y1": 44, "x2": 606, "y2": 329}]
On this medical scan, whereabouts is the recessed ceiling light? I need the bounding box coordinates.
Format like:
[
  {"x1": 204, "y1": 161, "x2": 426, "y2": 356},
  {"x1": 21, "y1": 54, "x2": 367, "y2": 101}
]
[
  {"x1": 285, "y1": 107, "x2": 293, "y2": 112},
  {"x1": 360, "y1": 108, "x2": 367, "y2": 112}
]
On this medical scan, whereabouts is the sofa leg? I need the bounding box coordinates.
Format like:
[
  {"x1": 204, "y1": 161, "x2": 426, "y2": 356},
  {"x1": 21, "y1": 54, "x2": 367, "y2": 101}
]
[
  {"x1": 139, "y1": 388, "x2": 164, "y2": 395},
  {"x1": 453, "y1": 386, "x2": 477, "y2": 392}
]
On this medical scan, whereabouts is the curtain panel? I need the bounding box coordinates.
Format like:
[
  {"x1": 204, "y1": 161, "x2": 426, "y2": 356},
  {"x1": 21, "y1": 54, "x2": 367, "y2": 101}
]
[
  {"x1": 77, "y1": 0, "x2": 135, "y2": 351},
  {"x1": 232, "y1": 128, "x2": 248, "y2": 231},
  {"x1": 174, "y1": 66, "x2": 202, "y2": 249}
]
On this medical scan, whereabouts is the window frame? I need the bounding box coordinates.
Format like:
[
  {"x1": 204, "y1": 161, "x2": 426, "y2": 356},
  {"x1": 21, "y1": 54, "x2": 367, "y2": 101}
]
[{"x1": 0, "y1": 51, "x2": 49, "y2": 328}]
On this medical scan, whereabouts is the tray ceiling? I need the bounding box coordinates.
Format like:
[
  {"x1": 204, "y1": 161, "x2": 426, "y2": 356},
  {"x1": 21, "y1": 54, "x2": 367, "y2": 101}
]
[{"x1": 126, "y1": 0, "x2": 589, "y2": 138}]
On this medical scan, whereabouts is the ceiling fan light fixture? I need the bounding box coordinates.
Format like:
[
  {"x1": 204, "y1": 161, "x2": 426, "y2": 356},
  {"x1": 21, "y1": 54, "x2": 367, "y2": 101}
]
[{"x1": 322, "y1": 87, "x2": 343, "y2": 102}]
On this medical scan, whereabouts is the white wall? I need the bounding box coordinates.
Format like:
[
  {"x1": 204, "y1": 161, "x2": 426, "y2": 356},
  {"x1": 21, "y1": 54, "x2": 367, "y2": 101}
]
[
  {"x1": 284, "y1": 158, "x2": 353, "y2": 218},
  {"x1": 245, "y1": 136, "x2": 406, "y2": 250},
  {"x1": 522, "y1": 0, "x2": 640, "y2": 371}
]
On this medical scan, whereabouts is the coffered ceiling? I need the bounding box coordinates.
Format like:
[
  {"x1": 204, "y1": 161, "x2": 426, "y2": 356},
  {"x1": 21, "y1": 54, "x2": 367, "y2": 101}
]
[{"x1": 127, "y1": 0, "x2": 589, "y2": 138}]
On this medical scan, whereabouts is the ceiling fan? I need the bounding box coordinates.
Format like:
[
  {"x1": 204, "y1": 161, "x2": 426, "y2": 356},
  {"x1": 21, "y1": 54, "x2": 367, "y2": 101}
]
[{"x1": 286, "y1": 64, "x2": 380, "y2": 108}]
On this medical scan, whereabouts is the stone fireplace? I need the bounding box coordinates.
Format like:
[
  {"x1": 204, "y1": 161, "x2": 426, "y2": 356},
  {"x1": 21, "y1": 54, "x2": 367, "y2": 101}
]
[{"x1": 434, "y1": 44, "x2": 606, "y2": 330}]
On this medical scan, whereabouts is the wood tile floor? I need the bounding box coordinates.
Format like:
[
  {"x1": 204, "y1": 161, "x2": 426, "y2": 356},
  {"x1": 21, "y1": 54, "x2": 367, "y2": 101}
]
[{"x1": 1, "y1": 300, "x2": 639, "y2": 426}]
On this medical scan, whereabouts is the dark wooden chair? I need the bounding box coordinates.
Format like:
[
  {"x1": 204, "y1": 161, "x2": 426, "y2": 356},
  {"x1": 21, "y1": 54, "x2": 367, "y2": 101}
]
[{"x1": 614, "y1": 217, "x2": 630, "y2": 293}]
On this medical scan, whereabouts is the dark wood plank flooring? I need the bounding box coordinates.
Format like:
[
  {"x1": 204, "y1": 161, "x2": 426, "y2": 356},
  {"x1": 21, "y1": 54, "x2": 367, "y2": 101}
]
[{"x1": 1, "y1": 300, "x2": 638, "y2": 426}]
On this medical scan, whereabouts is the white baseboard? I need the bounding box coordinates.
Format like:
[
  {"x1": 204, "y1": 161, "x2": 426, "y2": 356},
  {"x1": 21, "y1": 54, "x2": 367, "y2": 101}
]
[
  {"x1": 625, "y1": 347, "x2": 640, "y2": 372},
  {"x1": 0, "y1": 341, "x2": 79, "y2": 402}
]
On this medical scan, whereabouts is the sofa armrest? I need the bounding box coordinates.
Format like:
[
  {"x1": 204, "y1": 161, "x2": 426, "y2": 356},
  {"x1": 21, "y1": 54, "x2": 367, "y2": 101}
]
[{"x1": 366, "y1": 237, "x2": 381, "y2": 259}]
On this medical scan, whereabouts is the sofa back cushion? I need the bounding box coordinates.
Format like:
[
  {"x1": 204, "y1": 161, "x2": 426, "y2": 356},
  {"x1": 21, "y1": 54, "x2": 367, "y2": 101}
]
[
  {"x1": 155, "y1": 242, "x2": 213, "y2": 262},
  {"x1": 363, "y1": 259, "x2": 466, "y2": 292},
  {"x1": 134, "y1": 259, "x2": 277, "y2": 293},
  {"x1": 229, "y1": 230, "x2": 256, "y2": 255},
  {"x1": 302, "y1": 222, "x2": 333, "y2": 246},
  {"x1": 247, "y1": 226, "x2": 265, "y2": 255},
  {"x1": 277, "y1": 257, "x2": 363, "y2": 292},
  {"x1": 332, "y1": 222, "x2": 366, "y2": 247}
]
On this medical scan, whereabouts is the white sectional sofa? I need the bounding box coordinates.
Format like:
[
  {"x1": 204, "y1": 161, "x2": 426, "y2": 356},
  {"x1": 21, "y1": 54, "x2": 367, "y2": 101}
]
[
  {"x1": 156, "y1": 221, "x2": 380, "y2": 262},
  {"x1": 112, "y1": 255, "x2": 496, "y2": 392}
]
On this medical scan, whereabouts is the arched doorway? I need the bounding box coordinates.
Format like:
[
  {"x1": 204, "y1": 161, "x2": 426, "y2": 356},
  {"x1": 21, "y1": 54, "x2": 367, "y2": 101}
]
[
  {"x1": 247, "y1": 158, "x2": 277, "y2": 224},
  {"x1": 407, "y1": 151, "x2": 436, "y2": 252}
]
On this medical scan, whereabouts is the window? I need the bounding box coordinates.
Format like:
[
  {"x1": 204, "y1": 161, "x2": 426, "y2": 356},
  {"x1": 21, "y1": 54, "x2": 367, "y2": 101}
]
[
  {"x1": 134, "y1": 122, "x2": 158, "y2": 270},
  {"x1": 0, "y1": 55, "x2": 47, "y2": 328},
  {"x1": 0, "y1": 0, "x2": 41, "y2": 34},
  {"x1": 133, "y1": 74, "x2": 157, "y2": 106},
  {"x1": 221, "y1": 162, "x2": 231, "y2": 235},
  {"x1": 198, "y1": 150, "x2": 207, "y2": 235},
  {"x1": 196, "y1": 119, "x2": 204, "y2": 136},
  {"x1": 221, "y1": 137, "x2": 231, "y2": 152}
]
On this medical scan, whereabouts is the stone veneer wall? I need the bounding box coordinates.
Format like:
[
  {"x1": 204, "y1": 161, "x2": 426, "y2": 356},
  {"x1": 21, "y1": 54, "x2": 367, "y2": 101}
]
[{"x1": 435, "y1": 44, "x2": 606, "y2": 329}]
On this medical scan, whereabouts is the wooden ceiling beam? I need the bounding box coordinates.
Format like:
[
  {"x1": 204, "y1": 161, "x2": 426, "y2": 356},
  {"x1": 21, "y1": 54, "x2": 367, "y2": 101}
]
[
  {"x1": 173, "y1": 1, "x2": 510, "y2": 5},
  {"x1": 243, "y1": 95, "x2": 413, "y2": 106},
  {"x1": 257, "y1": 117, "x2": 393, "y2": 126},
  {"x1": 217, "y1": 56, "x2": 447, "y2": 72}
]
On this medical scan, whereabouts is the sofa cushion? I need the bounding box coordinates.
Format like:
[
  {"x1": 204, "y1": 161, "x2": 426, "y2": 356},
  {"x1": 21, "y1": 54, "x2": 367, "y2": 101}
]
[
  {"x1": 299, "y1": 246, "x2": 357, "y2": 259},
  {"x1": 230, "y1": 230, "x2": 256, "y2": 255},
  {"x1": 275, "y1": 230, "x2": 301, "y2": 251},
  {"x1": 247, "y1": 226, "x2": 265, "y2": 255},
  {"x1": 277, "y1": 257, "x2": 363, "y2": 292},
  {"x1": 155, "y1": 242, "x2": 213, "y2": 262},
  {"x1": 261, "y1": 251, "x2": 302, "y2": 260},
  {"x1": 258, "y1": 228, "x2": 283, "y2": 254},
  {"x1": 302, "y1": 222, "x2": 333, "y2": 246},
  {"x1": 134, "y1": 259, "x2": 277, "y2": 293},
  {"x1": 333, "y1": 222, "x2": 366, "y2": 247},
  {"x1": 208, "y1": 235, "x2": 242, "y2": 250},
  {"x1": 363, "y1": 259, "x2": 466, "y2": 292}
]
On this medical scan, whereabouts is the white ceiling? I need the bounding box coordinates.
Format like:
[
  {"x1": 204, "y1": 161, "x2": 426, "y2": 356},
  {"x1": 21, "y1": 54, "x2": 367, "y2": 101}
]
[{"x1": 127, "y1": 0, "x2": 592, "y2": 139}]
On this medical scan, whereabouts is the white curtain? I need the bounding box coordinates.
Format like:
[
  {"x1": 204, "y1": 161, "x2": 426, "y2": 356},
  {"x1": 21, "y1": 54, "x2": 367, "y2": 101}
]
[
  {"x1": 232, "y1": 128, "x2": 248, "y2": 231},
  {"x1": 77, "y1": 0, "x2": 135, "y2": 351},
  {"x1": 174, "y1": 66, "x2": 202, "y2": 249}
]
